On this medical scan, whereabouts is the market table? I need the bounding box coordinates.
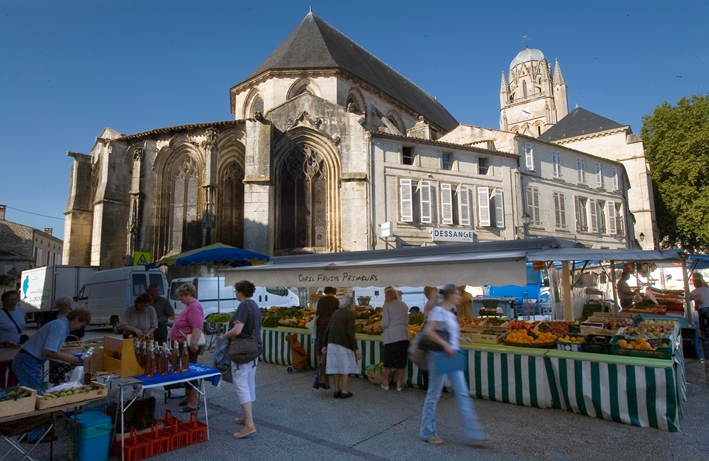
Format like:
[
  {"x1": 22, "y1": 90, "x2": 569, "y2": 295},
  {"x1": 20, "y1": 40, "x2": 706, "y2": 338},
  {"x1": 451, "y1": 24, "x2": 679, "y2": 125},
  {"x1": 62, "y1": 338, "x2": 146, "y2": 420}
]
[{"x1": 106, "y1": 363, "x2": 221, "y2": 461}]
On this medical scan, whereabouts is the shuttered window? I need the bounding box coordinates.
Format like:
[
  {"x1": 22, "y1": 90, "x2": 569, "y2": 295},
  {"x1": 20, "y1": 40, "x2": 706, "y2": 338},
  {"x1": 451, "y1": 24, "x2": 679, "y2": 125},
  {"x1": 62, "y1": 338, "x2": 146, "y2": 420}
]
[
  {"x1": 552, "y1": 151, "x2": 562, "y2": 178},
  {"x1": 608, "y1": 201, "x2": 617, "y2": 234},
  {"x1": 440, "y1": 183, "x2": 453, "y2": 224},
  {"x1": 553, "y1": 192, "x2": 566, "y2": 228},
  {"x1": 611, "y1": 167, "x2": 619, "y2": 190},
  {"x1": 399, "y1": 178, "x2": 413, "y2": 222},
  {"x1": 595, "y1": 162, "x2": 603, "y2": 187},
  {"x1": 589, "y1": 199, "x2": 598, "y2": 232},
  {"x1": 525, "y1": 142, "x2": 534, "y2": 171},
  {"x1": 574, "y1": 196, "x2": 588, "y2": 232},
  {"x1": 494, "y1": 190, "x2": 505, "y2": 228},
  {"x1": 526, "y1": 186, "x2": 540, "y2": 225},
  {"x1": 478, "y1": 187, "x2": 490, "y2": 226},
  {"x1": 458, "y1": 185, "x2": 471, "y2": 226},
  {"x1": 577, "y1": 158, "x2": 586, "y2": 183},
  {"x1": 419, "y1": 180, "x2": 432, "y2": 224}
]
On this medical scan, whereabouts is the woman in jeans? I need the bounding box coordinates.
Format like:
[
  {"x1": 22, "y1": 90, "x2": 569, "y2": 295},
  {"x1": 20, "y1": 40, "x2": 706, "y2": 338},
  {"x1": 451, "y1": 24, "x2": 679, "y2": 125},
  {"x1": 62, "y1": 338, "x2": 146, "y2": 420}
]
[{"x1": 419, "y1": 284, "x2": 490, "y2": 446}]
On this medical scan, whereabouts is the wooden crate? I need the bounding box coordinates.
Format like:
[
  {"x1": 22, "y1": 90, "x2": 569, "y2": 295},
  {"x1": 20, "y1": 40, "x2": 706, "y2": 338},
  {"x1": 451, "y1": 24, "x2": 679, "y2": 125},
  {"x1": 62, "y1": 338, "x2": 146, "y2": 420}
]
[
  {"x1": 36, "y1": 382, "x2": 107, "y2": 410},
  {"x1": 102, "y1": 336, "x2": 144, "y2": 378},
  {"x1": 461, "y1": 326, "x2": 510, "y2": 344},
  {"x1": 0, "y1": 387, "x2": 37, "y2": 419}
]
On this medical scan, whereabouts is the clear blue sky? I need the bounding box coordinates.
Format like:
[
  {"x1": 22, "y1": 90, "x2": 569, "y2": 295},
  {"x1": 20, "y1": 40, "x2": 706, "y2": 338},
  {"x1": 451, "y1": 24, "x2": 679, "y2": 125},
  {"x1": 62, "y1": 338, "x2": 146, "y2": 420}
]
[{"x1": 1, "y1": 0, "x2": 707, "y2": 241}]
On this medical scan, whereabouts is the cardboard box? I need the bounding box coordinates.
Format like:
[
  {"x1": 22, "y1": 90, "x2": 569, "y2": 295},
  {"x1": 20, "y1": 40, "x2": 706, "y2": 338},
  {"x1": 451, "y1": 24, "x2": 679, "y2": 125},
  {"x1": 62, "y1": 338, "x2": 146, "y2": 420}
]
[
  {"x1": 0, "y1": 387, "x2": 37, "y2": 419},
  {"x1": 36, "y1": 382, "x2": 107, "y2": 410}
]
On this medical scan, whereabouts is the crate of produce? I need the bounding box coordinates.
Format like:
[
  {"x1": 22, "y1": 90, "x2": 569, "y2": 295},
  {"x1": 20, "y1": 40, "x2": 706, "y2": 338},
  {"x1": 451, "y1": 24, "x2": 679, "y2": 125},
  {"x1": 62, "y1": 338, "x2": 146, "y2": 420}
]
[
  {"x1": 556, "y1": 334, "x2": 587, "y2": 352},
  {"x1": 36, "y1": 382, "x2": 107, "y2": 410},
  {"x1": 610, "y1": 335, "x2": 673, "y2": 360},
  {"x1": 0, "y1": 387, "x2": 37, "y2": 418},
  {"x1": 503, "y1": 330, "x2": 558, "y2": 348},
  {"x1": 581, "y1": 334, "x2": 614, "y2": 354},
  {"x1": 460, "y1": 326, "x2": 509, "y2": 344}
]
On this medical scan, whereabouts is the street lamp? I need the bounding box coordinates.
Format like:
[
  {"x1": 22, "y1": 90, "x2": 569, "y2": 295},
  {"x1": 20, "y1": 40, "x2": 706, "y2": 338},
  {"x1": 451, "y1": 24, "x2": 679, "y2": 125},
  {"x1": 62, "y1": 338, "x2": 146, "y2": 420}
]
[{"x1": 516, "y1": 212, "x2": 531, "y2": 239}]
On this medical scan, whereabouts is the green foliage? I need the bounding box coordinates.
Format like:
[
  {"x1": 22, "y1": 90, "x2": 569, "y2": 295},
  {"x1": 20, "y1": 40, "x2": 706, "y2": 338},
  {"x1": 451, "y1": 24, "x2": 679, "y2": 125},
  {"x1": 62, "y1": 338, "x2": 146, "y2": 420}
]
[{"x1": 641, "y1": 94, "x2": 709, "y2": 252}]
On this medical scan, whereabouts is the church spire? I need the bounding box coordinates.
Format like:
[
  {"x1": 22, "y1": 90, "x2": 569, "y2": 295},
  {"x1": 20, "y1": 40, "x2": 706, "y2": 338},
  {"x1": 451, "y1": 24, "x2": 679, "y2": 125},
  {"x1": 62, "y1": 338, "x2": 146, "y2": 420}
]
[
  {"x1": 500, "y1": 71, "x2": 508, "y2": 93},
  {"x1": 553, "y1": 59, "x2": 565, "y2": 86}
]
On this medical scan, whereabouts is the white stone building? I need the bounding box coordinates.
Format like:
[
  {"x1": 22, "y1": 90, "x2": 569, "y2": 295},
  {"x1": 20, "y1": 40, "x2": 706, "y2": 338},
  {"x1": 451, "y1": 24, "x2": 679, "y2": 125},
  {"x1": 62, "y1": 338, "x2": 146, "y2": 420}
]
[{"x1": 62, "y1": 13, "x2": 633, "y2": 270}]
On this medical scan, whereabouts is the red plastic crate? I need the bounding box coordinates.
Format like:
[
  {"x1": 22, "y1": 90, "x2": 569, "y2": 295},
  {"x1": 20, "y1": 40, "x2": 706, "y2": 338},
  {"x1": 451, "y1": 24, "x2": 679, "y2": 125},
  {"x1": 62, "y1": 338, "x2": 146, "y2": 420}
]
[
  {"x1": 122, "y1": 428, "x2": 150, "y2": 461},
  {"x1": 161, "y1": 416, "x2": 190, "y2": 450},
  {"x1": 186, "y1": 412, "x2": 208, "y2": 445},
  {"x1": 147, "y1": 421, "x2": 172, "y2": 457}
]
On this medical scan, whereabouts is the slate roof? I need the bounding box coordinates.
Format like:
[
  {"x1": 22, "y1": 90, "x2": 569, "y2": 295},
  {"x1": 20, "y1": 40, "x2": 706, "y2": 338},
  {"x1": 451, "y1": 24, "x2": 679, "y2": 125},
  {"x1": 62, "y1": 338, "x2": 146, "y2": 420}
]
[
  {"x1": 540, "y1": 107, "x2": 626, "y2": 142},
  {"x1": 241, "y1": 13, "x2": 458, "y2": 132}
]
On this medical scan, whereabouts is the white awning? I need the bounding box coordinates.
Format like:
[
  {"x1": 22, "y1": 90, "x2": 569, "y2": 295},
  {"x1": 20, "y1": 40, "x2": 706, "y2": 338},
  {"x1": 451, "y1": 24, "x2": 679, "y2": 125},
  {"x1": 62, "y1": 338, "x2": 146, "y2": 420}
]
[
  {"x1": 527, "y1": 248, "x2": 685, "y2": 263},
  {"x1": 220, "y1": 238, "x2": 580, "y2": 288}
]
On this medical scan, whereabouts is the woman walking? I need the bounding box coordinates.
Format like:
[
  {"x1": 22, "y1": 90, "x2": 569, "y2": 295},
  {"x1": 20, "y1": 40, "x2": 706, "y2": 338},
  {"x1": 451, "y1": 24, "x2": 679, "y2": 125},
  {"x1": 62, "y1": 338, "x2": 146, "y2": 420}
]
[
  {"x1": 223, "y1": 280, "x2": 262, "y2": 439},
  {"x1": 419, "y1": 284, "x2": 489, "y2": 446}
]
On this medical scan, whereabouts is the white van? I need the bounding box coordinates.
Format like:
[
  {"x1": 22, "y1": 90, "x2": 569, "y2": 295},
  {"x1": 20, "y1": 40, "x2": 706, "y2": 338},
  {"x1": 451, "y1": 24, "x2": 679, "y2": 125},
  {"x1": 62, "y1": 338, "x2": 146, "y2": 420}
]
[
  {"x1": 74, "y1": 266, "x2": 168, "y2": 331},
  {"x1": 352, "y1": 286, "x2": 426, "y2": 310},
  {"x1": 168, "y1": 277, "x2": 300, "y2": 333}
]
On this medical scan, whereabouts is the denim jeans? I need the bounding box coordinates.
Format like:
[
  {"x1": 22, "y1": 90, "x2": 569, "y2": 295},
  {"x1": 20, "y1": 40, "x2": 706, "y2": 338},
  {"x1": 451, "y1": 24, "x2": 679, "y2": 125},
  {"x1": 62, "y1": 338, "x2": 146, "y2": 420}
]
[
  {"x1": 419, "y1": 352, "x2": 486, "y2": 442},
  {"x1": 12, "y1": 351, "x2": 48, "y2": 441}
]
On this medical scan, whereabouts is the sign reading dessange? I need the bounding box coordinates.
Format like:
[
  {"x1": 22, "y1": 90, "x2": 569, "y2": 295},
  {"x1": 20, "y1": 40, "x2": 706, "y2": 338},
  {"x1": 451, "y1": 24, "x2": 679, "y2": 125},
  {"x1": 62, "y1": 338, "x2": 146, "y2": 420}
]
[{"x1": 432, "y1": 228, "x2": 474, "y2": 243}]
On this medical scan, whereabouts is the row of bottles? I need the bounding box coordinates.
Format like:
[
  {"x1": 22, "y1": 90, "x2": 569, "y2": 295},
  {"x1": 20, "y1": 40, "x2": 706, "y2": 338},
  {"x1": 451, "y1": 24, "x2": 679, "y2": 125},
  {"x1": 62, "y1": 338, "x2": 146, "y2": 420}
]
[{"x1": 134, "y1": 340, "x2": 190, "y2": 377}]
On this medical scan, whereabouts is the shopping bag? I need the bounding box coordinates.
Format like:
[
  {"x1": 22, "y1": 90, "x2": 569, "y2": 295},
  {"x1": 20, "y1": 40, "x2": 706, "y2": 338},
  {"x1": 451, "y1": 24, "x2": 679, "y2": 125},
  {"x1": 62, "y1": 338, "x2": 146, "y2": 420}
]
[{"x1": 213, "y1": 336, "x2": 233, "y2": 384}]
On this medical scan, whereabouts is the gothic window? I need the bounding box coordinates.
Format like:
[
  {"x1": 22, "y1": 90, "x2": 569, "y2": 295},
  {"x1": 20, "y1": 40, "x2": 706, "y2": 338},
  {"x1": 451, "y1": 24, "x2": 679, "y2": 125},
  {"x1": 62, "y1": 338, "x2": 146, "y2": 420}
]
[
  {"x1": 218, "y1": 162, "x2": 244, "y2": 247},
  {"x1": 251, "y1": 97, "x2": 264, "y2": 117},
  {"x1": 171, "y1": 156, "x2": 200, "y2": 252},
  {"x1": 277, "y1": 145, "x2": 328, "y2": 252}
]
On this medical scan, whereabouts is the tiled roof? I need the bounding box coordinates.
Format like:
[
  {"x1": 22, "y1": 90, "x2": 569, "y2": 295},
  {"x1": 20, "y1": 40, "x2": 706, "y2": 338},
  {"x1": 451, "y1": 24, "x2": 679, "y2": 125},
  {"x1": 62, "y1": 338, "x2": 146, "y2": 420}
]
[
  {"x1": 540, "y1": 107, "x2": 626, "y2": 142},
  {"x1": 240, "y1": 13, "x2": 458, "y2": 132}
]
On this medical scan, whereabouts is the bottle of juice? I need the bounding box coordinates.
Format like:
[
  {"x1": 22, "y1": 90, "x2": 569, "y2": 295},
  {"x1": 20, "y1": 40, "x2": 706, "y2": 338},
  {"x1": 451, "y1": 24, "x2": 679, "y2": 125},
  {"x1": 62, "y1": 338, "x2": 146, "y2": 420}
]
[
  {"x1": 161, "y1": 343, "x2": 169, "y2": 375},
  {"x1": 171, "y1": 345, "x2": 180, "y2": 374},
  {"x1": 146, "y1": 343, "x2": 155, "y2": 378},
  {"x1": 181, "y1": 343, "x2": 190, "y2": 372}
]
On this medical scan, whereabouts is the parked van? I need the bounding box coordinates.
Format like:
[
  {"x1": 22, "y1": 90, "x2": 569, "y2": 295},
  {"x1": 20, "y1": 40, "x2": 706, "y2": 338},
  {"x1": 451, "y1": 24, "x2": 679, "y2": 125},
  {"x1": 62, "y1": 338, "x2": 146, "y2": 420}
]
[
  {"x1": 74, "y1": 266, "x2": 168, "y2": 331},
  {"x1": 168, "y1": 277, "x2": 300, "y2": 334}
]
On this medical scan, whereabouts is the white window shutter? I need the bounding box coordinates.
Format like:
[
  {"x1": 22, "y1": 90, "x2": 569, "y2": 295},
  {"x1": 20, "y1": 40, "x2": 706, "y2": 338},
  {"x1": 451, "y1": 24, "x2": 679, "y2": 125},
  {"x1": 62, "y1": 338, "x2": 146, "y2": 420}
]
[
  {"x1": 595, "y1": 162, "x2": 602, "y2": 187},
  {"x1": 552, "y1": 151, "x2": 561, "y2": 178},
  {"x1": 441, "y1": 183, "x2": 453, "y2": 225},
  {"x1": 560, "y1": 194, "x2": 566, "y2": 227},
  {"x1": 611, "y1": 167, "x2": 619, "y2": 190},
  {"x1": 495, "y1": 189, "x2": 504, "y2": 228},
  {"x1": 419, "y1": 180, "x2": 432, "y2": 223},
  {"x1": 589, "y1": 199, "x2": 598, "y2": 232},
  {"x1": 574, "y1": 196, "x2": 582, "y2": 231},
  {"x1": 458, "y1": 185, "x2": 471, "y2": 226},
  {"x1": 478, "y1": 187, "x2": 490, "y2": 226},
  {"x1": 608, "y1": 201, "x2": 617, "y2": 234},
  {"x1": 399, "y1": 178, "x2": 413, "y2": 222},
  {"x1": 577, "y1": 158, "x2": 585, "y2": 183},
  {"x1": 525, "y1": 142, "x2": 534, "y2": 171}
]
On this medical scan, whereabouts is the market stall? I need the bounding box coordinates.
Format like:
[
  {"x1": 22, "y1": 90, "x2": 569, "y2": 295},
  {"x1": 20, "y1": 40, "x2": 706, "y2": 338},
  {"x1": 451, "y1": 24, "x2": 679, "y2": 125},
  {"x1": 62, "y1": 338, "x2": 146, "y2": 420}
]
[{"x1": 221, "y1": 239, "x2": 692, "y2": 432}]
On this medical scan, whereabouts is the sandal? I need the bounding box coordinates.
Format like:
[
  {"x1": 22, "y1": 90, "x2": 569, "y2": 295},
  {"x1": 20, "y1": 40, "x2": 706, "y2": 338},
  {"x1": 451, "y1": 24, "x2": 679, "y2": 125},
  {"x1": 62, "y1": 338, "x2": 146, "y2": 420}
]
[
  {"x1": 178, "y1": 405, "x2": 200, "y2": 413},
  {"x1": 178, "y1": 400, "x2": 188, "y2": 407}
]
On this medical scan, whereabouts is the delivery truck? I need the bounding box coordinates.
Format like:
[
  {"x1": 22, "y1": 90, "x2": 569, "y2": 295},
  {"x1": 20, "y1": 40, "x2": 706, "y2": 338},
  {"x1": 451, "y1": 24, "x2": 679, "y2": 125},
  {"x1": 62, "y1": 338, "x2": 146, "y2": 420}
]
[{"x1": 19, "y1": 265, "x2": 99, "y2": 326}]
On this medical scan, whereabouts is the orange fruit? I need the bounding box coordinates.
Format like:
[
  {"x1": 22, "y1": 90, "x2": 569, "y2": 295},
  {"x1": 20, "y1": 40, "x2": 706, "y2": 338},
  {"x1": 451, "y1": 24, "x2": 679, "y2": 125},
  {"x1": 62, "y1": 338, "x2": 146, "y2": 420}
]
[
  {"x1": 636, "y1": 337, "x2": 647, "y2": 344},
  {"x1": 617, "y1": 339, "x2": 628, "y2": 348},
  {"x1": 639, "y1": 342, "x2": 653, "y2": 351}
]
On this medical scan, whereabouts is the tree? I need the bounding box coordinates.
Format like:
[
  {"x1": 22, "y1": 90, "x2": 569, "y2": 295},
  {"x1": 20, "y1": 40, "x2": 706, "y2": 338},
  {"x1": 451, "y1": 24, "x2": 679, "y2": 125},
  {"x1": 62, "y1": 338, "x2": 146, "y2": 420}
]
[{"x1": 641, "y1": 94, "x2": 709, "y2": 253}]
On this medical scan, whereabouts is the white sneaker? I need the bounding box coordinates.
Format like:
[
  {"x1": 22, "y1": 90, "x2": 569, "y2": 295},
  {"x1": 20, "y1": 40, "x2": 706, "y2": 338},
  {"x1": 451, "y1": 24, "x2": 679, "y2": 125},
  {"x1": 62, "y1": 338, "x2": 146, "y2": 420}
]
[{"x1": 381, "y1": 384, "x2": 389, "y2": 390}]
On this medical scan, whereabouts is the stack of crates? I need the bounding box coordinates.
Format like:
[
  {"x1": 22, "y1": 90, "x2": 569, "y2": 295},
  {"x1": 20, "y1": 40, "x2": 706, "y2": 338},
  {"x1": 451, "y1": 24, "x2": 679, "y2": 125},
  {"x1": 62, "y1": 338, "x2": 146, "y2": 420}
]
[{"x1": 119, "y1": 410, "x2": 208, "y2": 461}]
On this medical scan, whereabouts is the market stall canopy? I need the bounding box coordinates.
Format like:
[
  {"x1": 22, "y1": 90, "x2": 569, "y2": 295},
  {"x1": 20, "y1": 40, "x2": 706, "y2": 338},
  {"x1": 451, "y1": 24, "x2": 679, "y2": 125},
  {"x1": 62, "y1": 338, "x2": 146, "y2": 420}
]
[
  {"x1": 526, "y1": 248, "x2": 686, "y2": 264},
  {"x1": 153, "y1": 243, "x2": 270, "y2": 267},
  {"x1": 688, "y1": 254, "x2": 709, "y2": 271},
  {"x1": 220, "y1": 237, "x2": 581, "y2": 288}
]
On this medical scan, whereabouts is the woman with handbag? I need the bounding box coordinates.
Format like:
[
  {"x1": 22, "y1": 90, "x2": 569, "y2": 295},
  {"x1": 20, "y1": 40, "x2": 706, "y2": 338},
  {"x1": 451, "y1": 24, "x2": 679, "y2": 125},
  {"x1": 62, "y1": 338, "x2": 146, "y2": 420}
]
[
  {"x1": 419, "y1": 284, "x2": 490, "y2": 447},
  {"x1": 322, "y1": 296, "x2": 361, "y2": 399},
  {"x1": 168, "y1": 282, "x2": 205, "y2": 413},
  {"x1": 223, "y1": 280, "x2": 262, "y2": 439}
]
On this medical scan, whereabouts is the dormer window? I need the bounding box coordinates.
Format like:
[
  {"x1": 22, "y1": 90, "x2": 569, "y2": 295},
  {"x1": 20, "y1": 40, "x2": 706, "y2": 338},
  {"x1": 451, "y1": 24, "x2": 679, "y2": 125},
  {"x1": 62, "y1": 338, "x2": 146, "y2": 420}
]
[{"x1": 402, "y1": 147, "x2": 414, "y2": 165}]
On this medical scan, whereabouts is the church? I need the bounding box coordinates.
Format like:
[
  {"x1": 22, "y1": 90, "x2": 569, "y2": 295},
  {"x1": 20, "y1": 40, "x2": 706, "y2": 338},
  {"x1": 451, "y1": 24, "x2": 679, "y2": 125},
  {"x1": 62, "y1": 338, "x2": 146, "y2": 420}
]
[{"x1": 62, "y1": 13, "x2": 652, "y2": 270}]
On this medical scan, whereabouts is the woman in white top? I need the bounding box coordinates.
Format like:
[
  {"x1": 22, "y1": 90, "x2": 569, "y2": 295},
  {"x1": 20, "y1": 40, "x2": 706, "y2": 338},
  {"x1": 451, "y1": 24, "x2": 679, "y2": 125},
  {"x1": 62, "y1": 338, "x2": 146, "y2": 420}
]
[
  {"x1": 380, "y1": 287, "x2": 409, "y2": 391},
  {"x1": 690, "y1": 273, "x2": 709, "y2": 338},
  {"x1": 419, "y1": 284, "x2": 489, "y2": 447}
]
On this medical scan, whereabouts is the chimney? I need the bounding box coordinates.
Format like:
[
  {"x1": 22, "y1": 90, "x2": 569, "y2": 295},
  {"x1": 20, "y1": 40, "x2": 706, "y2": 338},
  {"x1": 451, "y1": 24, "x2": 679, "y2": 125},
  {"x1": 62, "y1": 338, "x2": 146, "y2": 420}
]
[
  {"x1": 44, "y1": 228, "x2": 53, "y2": 236},
  {"x1": 0, "y1": 204, "x2": 5, "y2": 220}
]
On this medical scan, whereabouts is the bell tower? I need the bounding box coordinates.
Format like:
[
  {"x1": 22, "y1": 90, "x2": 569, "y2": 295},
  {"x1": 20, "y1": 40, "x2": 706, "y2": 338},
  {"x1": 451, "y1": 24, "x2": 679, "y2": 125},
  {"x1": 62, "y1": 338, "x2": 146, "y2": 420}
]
[{"x1": 500, "y1": 46, "x2": 568, "y2": 137}]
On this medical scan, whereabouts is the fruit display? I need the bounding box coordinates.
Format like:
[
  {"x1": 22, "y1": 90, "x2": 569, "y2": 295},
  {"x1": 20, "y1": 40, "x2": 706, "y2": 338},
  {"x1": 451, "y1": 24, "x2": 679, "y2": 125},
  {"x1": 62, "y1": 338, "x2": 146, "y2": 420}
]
[
  {"x1": 611, "y1": 335, "x2": 672, "y2": 359},
  {"x1": 601, "y1": 318, "x2": 628, "y2": 330},
  {"x1": 557, "y1": 335, "x2": 585, "y2": 344},
  {"x1": 459, "y1": 317, "x2": 487, "y2": 327},
  {"x1": 409, "y1": 313, "x2": 424, "y2": 326},
  {"x1": 408, "y1": 323, "x2": 423, "y2": 339},
  {"x1": 504, "y1": 330, "x2": 557, "y2": 347},
  {"x1": 546, "y1": 321, "x2": 575, "y2": 335},
  {"x1": 623, "y1": 325, "x2": 674, "y2": 338},
  {"x1": 0, "y1": 387, "x2": 32, "y2": 402},
  {"x1": 361, "y1": 312, "x2": 383, "y2": 334},
  {"x1": 484, "y1": 317, "x2": 508, "y2": 326},
  {"x1": 36, "y1": 382, "x2": 107, "y2": 410},
  {"x1": 261, "y1": 307, "x2": 313, "y2": 328},
  {"x1": 41, "y1": 385, "x2": 96, "y2": 400},
  {"x1": 505, "y1": 319, "x2": 540, "y2": 330},
  {"x1": 204, "y1": 313, "x2": 231, "y2": 323}
]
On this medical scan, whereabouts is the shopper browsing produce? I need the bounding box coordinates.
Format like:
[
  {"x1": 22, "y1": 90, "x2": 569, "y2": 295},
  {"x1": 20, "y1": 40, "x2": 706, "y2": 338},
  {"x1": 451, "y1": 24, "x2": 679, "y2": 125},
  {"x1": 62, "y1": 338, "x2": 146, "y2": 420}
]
[{"x1": 380, "y1": 287, "x2": 409, "y2": 391}]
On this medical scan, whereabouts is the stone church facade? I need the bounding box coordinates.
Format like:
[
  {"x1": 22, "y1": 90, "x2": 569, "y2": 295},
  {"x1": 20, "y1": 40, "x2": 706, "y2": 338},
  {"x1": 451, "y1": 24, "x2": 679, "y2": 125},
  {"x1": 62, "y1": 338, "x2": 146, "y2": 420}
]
[{"x1": 63, "y1": 13, "x2": 634, "y2": 270}]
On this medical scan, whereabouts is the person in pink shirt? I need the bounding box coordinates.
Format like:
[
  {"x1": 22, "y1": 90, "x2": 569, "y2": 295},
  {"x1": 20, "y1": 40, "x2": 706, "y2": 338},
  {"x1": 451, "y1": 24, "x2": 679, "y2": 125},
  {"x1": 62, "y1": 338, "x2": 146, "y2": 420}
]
[{"x1": 169, "y1": 282, "x2": 204, "y2": 412}]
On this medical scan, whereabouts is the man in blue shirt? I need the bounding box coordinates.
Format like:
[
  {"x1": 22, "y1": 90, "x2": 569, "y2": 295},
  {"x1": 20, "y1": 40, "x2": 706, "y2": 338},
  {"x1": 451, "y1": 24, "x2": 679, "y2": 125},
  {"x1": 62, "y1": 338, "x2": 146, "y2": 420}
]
[{"x1": 12, "y1": 308, "x2": 92, "y2": 389}]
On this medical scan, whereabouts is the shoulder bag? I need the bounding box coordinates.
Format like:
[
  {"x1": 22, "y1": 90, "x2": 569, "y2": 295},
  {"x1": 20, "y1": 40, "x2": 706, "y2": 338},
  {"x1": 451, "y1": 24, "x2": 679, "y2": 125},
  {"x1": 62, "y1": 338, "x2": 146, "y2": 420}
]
[{"x1": 228, "y1": 305, "x2": 261, "y2": 365}]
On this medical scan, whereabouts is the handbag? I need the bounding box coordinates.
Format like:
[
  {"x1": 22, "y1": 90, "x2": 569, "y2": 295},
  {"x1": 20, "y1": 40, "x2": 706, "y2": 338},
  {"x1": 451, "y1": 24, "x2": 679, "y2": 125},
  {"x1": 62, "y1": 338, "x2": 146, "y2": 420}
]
[
  {"x1": 408, "y1": 330, "x2": 429, "y2": 369},
  {"x1": 213, "y1": 336, "x2": 233, "y2": 384},
  {"x1": 228, "y1": 305, "x2": 261, "y2": 365},
  {"x1": 418, "y1": 328, "x2": 450, "y2": 352},
  {"x1": 178, "y1": 328, "x2": 206, "y2": 347},
  {"x1": 305, "y1": 315, "x2": 318, "y2": 338}
]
